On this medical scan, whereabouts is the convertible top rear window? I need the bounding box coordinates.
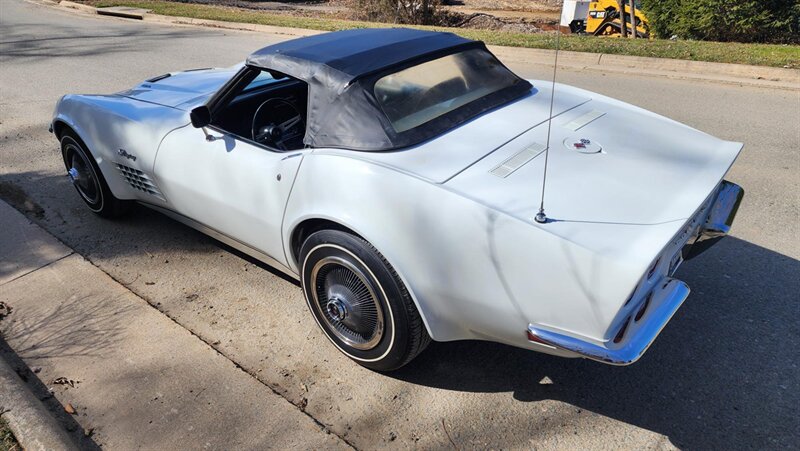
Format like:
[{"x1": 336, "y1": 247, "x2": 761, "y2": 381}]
[
  {"x1": 243, "y1": 29, "x2": 532, "y2": 150},
  {"x1": 374, "y1": 49, "x2": 521, "y2": 133}
]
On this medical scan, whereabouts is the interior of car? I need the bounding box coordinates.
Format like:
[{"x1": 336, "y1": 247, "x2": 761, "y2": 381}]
[{"x1": 212, "y1": 72, "x2": 309, "y2": 151}]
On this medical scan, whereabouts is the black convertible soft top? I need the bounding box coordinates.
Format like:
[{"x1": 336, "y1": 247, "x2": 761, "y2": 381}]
[
  {"x1": 244, "y1": 29, "x2": 532, "y2": 150},
  {"x1": 247, "y1": 28, "x2": 476, "y2": 89}
]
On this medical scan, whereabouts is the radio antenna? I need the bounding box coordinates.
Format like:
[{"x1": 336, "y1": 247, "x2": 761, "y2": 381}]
[{"x1": 534, "y1": 22, "x2": 562, "y2": 224}]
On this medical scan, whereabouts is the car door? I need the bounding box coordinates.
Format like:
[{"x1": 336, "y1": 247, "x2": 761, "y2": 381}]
[{"x1": 153, "y1": 124, "x2": 304, "y2": 268}]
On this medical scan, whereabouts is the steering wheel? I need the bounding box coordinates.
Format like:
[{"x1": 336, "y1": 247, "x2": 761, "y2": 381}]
[{"x1": 251, "y1": 98, "x2": 305, "y2": 151}]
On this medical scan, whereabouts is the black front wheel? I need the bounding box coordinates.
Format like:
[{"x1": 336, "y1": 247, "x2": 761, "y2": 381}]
[
  {"x1": 60, "y1": 131, "x2": 129, "y2": 218},
  {"x1": 300, "y1": 230, "x2": 430, "y2": 371}
]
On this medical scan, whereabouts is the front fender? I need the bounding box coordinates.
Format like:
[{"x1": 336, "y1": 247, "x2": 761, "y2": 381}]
[{"x1": 52, "y1": 94, "x2": 186, "y2": 204}]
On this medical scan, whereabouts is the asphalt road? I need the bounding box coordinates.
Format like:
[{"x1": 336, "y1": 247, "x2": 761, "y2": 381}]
[{"x1": 1, "y1": 0, "x2": 799, "y2": 448}]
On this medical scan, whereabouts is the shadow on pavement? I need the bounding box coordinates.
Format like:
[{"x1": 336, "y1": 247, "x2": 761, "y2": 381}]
[
  {"x1": 1, "y1": 340, "x2": 103, "y2": 451},
  {"x1": 0, "y1": 171, "x2": 298, "y2": 285},
  {"x1": 0, "y1": 20, "x2": 214, "y2": 62},
  {"x1": 1, "y1": 293, "x2": 134, "y2": 362}
]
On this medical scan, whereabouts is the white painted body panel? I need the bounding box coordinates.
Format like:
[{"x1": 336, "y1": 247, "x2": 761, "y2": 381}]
[
  {"x1": 154, "y1": 125, "x2": 305, "y2": 269},
  {"x1": 52, "y1": 73, "x2": 742, "y2": 359},
  {"x1": 52, "y1": 94, "x2": 187, "y2": 204},
  {"x1": 120, "y1": 66, "x2": 241, "y2": 109}
]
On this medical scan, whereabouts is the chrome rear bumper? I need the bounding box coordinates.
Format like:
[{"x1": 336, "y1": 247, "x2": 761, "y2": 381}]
[
  {"x1": 685, "y1": 180, "x2": 744, "y2": 259},
  {"x1": 528, "y1": 279, "x2": 690, "y2": 365},
  {"x1": 527, "y1": 180, "x2": 743, "y2": 365}
]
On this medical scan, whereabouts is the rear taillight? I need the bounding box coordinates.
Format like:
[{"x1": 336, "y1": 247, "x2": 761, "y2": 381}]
[{"x1": 527, "y1": 329, "x2": 549, "y2": 343}]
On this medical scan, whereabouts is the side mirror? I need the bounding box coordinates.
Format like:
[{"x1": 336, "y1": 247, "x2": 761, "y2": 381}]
[{"x1": 190, "y1": 105, "x2": 211, "y2": 128}]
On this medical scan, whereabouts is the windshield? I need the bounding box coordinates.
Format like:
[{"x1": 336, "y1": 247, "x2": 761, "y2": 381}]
[
  {"x1": 374, "y1": 49, "x2": 521, "y2": 133},
  {"x1": 243, "y1": 70, "x2": 280, "y2": 93}
]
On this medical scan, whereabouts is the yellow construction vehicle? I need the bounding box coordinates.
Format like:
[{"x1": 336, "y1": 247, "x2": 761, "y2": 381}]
[{"x1": 561, "y1": 0, "x2": 650, "y2": 38}]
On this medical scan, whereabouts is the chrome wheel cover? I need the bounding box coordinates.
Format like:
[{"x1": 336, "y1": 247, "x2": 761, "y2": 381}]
[
  {"x1": 310, "y1": 256, "x2": 384, "y2": 350},
  {"x1": 65, "y1": 143, "x2": 100, "y2": 205}
]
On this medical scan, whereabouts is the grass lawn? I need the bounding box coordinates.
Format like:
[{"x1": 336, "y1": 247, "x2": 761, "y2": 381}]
[
  {"x1": 91, "y1": 0, "x2": 800, "y2": 68},
  {"x1": 0, "y1": 419, "x2": 20, "y2": 451}
]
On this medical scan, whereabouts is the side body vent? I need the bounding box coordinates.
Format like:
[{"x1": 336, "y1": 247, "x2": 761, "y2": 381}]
[{"x1": 116, "y1": 164, "x2": 166, "y2": 201}]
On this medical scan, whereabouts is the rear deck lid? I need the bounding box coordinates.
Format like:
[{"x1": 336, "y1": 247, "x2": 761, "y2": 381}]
[{"x1": 445, "y1": 92, "x2": 743, "y2": 227}]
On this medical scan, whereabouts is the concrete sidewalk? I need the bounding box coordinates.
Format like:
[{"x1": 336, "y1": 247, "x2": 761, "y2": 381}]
[{"x1": 0, "y1": 200, "x2": 351, "y2": 449}]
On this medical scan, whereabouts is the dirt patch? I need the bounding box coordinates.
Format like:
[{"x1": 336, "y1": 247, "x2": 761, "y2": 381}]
[
  {"x1": 443, "y1": 0, "x2": 560, "y2": 12},
  {"x1": 0, "y1": 182, "x2": 45, "y2": 220},
  {"x1": 448, "y1": 12, "x2": 543, "y2": 33},
  {"x1": 165, "y1": 0, "x2": 558, "y2": 31}
]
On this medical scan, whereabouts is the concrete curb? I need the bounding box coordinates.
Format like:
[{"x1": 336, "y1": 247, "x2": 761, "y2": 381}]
[
  {"x1": 143, "y1": 12, "x2": 322, "y2": 38},
  {"x1": 58, "y1": 0, "x2": 94, "y2": 13},
  {"x1": 489, "y1": 46, "x2": 800, "y2": 90},
  {"x1": 0, "y1": 358, "x2": 77, "y2": 451},
  {"x1": 96, "y1": 6, "x2": 151, "y2": 20},
  {"x1": 0, "y1": 199, "x2": 78, "y2": 451},
  {"x1": 53, "y1": 0, "x2": 800, "y2": 89}
]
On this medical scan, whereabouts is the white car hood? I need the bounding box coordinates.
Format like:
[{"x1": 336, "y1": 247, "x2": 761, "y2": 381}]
[{"x1": 118, "y1": 66, "x2": 239, "y2": 110}]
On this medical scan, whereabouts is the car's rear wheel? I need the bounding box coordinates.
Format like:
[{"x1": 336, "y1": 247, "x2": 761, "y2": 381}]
[
  {"x1": 300, "y1": 229, "x2": 430, "y2": 371},
  {"x1": 60, "y1": 131, "x2": 129, "y2": 218}
]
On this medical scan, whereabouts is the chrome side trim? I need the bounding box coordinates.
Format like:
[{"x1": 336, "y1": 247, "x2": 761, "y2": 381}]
[
  {"x1": 686, "y1": 180, "x2": 744, "y2": 259},
  {"x1": 138, "y1": 202, "x2": 299, "y2": 280},
  {"x1": 528, "y1": 278, "x2": 690, "y2": 365}
]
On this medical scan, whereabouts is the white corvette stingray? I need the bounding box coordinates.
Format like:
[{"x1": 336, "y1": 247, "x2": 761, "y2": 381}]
[{"x1": 50, "y1": 28, "x2": 743, "y2": 370}]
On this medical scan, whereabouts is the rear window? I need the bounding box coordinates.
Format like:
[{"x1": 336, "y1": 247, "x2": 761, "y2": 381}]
[{"x1": 374, "y1": 49, "x2": 521, "y2": 133}]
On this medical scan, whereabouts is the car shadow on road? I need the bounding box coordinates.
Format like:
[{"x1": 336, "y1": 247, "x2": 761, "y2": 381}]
[
  {"x1": 0, "y1": 170, "x2": 299, "y2": 285},
  {"x1": 390, "y1": 237, "x2": 799, "y2": 449}
]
